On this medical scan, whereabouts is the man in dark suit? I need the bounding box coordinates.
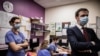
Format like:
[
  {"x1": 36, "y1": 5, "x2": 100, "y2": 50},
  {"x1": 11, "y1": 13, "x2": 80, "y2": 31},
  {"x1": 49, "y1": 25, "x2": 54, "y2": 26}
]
[{"x1": 67, "y1": 8, "x2": 100, "y2": 56}]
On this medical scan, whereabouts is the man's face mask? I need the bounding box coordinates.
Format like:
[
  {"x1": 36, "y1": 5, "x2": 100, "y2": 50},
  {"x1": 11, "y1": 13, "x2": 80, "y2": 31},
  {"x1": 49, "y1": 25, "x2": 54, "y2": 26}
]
[
  {"x1": 14, "y1": 23, "x2": 21, "y2": 29},
  {"x1": 79, "y1": 16, "x2": 88, "y2": 26}
]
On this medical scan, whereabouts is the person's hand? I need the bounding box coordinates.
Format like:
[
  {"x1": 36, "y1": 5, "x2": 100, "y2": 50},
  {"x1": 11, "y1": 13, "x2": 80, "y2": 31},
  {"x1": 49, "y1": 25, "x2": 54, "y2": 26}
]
[
  {"x1": 66, "y1": 50, "x2": 71, "y2": 54},
  {"x1": 17, "y1": 41, "x2": 28, "y2": 48},
  {"x1": 91, "y1": 41, "x2": 95, "y2": 46}
]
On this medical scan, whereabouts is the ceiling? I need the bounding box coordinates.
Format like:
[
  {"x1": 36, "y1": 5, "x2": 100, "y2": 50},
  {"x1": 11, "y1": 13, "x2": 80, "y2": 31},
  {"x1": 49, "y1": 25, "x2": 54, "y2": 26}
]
[{"x1": 34, "y1": 0, "x2": 94, "y2": 8}]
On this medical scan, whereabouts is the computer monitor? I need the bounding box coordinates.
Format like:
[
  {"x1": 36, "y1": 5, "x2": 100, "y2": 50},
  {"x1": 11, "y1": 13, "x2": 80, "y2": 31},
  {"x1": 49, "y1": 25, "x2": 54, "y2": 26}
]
[
  {"x1": 61, "y1": 39, "x2": 67, "y2": 43},
  {"x1": 29, "y1": 38, "x2": 39, "y2": 50},
  {"x1": 58, "y1": 39, "x2": 68, "y2": 47},
  {"x1": 32, "y1": 38, "x2": 38, "y2": 43}
]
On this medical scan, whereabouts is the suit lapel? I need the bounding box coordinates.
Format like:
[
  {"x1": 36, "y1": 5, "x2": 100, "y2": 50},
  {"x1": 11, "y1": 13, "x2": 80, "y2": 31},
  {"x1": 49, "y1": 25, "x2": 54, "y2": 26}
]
[{"x1": 73, "y1": 26, "x2": 86, "y2": 41}]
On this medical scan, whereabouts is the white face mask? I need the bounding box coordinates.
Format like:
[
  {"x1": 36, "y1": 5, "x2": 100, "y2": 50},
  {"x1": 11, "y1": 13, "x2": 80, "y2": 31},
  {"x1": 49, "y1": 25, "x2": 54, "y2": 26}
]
[
  {"x1": 14, "y1": 23, "x2": 21, "y2": 29},
  {"x1": 79, "y1": 16, "x2": 88, "y2": 26}
]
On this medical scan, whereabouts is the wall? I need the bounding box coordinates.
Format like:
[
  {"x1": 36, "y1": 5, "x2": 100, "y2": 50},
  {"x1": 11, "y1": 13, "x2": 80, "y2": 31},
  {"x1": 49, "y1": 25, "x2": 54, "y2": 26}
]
[
  {"x1": 0, "y1": 0, "x2": 45, "y2": 22},
  {"x1": 99, "y1": 0, "x2": 100, "y2": 16},
  {"x1": 45, "y1": 0, "x2": 100, "y2": 26},
  {"x1": 0, "y1": 0, "x2": 45, "y2": 52}
]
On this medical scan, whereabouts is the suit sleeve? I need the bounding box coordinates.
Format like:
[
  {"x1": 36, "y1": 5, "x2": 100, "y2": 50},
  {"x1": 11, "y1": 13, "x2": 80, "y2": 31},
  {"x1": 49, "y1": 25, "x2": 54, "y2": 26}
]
[
  {"x1": 67, "y1": 28, "x2": 93, "y2": 50},
  {"x1": 90, "y1": 28, "x2": 100, "y2": 51},
  {"x1": 90, "y1": 28, "x2": 100, "y2": 42}
]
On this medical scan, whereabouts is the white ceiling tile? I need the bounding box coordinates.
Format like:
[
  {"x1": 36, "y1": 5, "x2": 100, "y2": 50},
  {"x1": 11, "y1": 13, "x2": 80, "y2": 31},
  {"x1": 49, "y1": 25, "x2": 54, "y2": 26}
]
[{"x1": 34, "y1": 0, "x2": 94, "y2": 8}]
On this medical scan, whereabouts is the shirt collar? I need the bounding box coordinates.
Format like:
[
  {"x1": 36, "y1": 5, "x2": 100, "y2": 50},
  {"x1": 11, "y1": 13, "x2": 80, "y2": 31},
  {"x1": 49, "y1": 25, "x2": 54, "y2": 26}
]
[{"x1": 76, "y1": 24, "x2": 82, "y2": 29}]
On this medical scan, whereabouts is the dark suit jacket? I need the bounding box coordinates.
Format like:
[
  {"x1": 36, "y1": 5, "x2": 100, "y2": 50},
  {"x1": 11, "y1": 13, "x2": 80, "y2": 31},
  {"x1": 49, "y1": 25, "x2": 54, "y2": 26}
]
[{"x1": 67, "y1": 26, "x2": 100, "y2": 56}]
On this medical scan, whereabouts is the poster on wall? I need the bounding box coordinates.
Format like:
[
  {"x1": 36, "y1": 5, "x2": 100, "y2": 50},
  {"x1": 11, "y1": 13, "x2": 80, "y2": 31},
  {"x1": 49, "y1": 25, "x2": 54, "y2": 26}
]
[
  {"x1": 55, "y1": 22, "x2": 62, "y2": 32},
  {"x1": 0, "y1": 11, "x2": 18, "y2": 28},
  {"x1": 48, "y1": 23, "x2": 56, "y2": 35},
  {"x1": 20, "y1": 26, "x2": 29, "y2": 39},
  {"x1": 0, "y1": 28, "x2": 10, "y2": 49},
  {"x1": 56, "y1": 32, "x2": 62, "y2": 36},
  {"x1": 20, "y1": 16, "x2": 31, "y2": 31},
  {"x1": 0, "y1": 28, "x2": 10, "y2": 44},
  {"x1": 20, "y1": 16, "x2": 30, "y2": 26},
  {"x1": 62, "y1": 29, "x2": 67, "y2": 35}
]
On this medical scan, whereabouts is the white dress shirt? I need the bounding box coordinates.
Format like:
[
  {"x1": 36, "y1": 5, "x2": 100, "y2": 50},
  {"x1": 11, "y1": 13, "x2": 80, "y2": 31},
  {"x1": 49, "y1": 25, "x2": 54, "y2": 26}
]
[{"x1": 76, "y1": 24, "x2": 83, "y2": 33}]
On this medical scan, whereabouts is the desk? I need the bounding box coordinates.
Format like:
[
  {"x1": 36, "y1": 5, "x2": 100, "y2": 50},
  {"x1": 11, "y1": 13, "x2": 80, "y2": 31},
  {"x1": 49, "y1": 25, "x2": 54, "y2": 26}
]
[{"x1": 57, "y1": 48, "x2": 71, "y2": 55}]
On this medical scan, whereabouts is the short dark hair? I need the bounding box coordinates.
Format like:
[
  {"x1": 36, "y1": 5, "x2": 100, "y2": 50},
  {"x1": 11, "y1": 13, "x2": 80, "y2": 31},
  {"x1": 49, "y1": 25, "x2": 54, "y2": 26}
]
[
  {"x1": 9, "y1": 17, "x2": 20, "y2": 25},
  {"x1": 52, "y1": 37, "x2": 59, "y2": 41},
  {"x1": 75, "y1": 8, "x2": 89, "y2": 17}
]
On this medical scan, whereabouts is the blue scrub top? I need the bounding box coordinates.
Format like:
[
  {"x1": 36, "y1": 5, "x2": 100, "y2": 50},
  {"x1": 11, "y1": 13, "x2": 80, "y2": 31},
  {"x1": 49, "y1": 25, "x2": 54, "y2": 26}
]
[
  {"x1": 37, "y1": 49, "x2": 51, "y2": 56},
  {"x1": 48, "y1": 43, "x2": 57, "y2": 52},
  {"x1": 5, "y1": 30, "x2": 25, "y2": 56},
  {"x1": 48, "y1": 43, "x2": 67, "y2": 56}
]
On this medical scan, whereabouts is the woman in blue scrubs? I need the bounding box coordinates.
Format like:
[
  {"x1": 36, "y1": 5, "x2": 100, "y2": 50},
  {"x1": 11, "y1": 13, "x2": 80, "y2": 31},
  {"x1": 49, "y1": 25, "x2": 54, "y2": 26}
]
[
  {"x1": 5, "y1": 17, "x2": 28, "y2": 56},
  {"x1": 48, "y1": 37, "x2": 67, "y2": 56},
  {"x1": 37, "y1": 40, "x2": 51, "y2": 56}
]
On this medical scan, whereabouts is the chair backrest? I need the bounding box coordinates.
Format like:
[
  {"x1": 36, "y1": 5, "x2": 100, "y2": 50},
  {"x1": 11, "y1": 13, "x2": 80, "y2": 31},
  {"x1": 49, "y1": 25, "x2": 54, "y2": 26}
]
[
  {"x1": 58, "y1": 39, "x2": 68, "y2": 47},
  {"x1": 25, "y1": 52, "x2": 37, "y2": 56},
  {"x1": 29, "y1": 38, "x2": 39, "y2": 51}
]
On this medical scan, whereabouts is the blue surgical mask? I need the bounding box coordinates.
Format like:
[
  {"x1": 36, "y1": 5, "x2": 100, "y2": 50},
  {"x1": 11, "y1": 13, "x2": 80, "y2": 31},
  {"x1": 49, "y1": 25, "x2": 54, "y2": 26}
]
[
  {"x1": 79, "y1": 16, "x2": 88, "y2": 26},
  {"x1": 14, "y1": 24, "x2": 21, "y2": 29}
]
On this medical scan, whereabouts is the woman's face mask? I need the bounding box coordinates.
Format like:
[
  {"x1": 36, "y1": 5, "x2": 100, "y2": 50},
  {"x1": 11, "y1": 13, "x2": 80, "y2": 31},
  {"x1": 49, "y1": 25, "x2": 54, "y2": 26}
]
[
  {"x1": 79, "y1": 16, "x2": 88, "y2": 26},
  {"x1": 14, "y1": 23, "x2": 21, "y2": 29}
]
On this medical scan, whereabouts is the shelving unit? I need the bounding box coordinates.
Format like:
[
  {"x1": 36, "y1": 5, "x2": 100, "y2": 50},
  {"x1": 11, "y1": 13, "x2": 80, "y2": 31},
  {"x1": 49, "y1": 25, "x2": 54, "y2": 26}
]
[{"x1": 29, "y1": 18, "x2": 50, "y2": 50}]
